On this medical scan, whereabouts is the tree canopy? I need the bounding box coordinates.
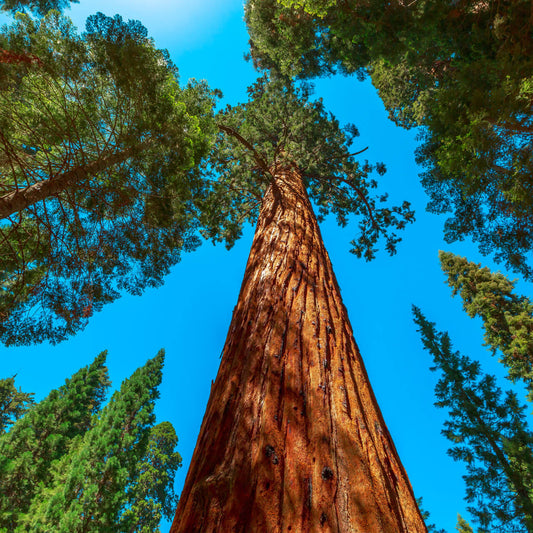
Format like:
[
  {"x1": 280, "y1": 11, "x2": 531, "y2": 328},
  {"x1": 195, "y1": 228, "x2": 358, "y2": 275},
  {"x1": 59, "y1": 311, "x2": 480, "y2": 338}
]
[
  {"x1": 199, "y1": 75, "x2": 414, "y2": 259},
  {"x1": 0, "y1": 351, "x2": 110, "y2": 530},
  {"x1": 245, "y1": 0, "x2": 533, "y2": 278},
  {"x1": 0, "y1": 12, "x2": 218, "y2": 346}
]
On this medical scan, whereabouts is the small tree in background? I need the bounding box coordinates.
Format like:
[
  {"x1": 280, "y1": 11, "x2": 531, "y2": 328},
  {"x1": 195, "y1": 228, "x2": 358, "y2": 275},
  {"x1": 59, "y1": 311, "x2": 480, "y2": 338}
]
[
  {"x1": 0, "y1": 351, "x2": 110, "y2": 530},
  {"x1": 440, "y1": 251, "x2": 533, "y2": 400},
  {"x1": 120, "y1": 421, "x2": 182, "y2": 533},
  {"x1": 413, "y1": 304, "x2": 533, "y2": 532},
  {"x1": 0, "y1": 350, "x2": 182, "y2": 533}
]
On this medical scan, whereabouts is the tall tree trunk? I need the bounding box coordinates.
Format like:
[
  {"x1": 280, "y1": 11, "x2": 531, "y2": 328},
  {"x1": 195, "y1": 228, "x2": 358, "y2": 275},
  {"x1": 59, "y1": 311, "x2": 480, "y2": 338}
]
[{"x1": 171, "y1": 165, "x2": 427, "y2": 532}]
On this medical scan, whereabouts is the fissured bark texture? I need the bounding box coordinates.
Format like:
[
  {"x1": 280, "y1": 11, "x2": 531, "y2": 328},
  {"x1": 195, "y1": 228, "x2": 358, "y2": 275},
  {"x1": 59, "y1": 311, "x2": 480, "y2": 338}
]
[{"x1": 171, "y1": 167, "x2": 426, "y2": 532}]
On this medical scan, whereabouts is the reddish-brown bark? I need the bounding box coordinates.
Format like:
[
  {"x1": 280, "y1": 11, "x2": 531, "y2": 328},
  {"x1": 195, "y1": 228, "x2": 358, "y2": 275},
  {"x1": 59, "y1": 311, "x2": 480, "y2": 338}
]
[
  {"x1": 171, "y1": 166, "x2": 426, "y2": 532},
  {"x1": 0, "y1": 143, "x2": 149, "y2": 220}
]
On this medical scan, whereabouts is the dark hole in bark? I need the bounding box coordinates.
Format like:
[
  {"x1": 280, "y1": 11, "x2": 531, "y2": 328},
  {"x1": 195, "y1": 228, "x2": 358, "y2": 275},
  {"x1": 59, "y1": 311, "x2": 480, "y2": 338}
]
[
  {"x1": 322, "y1": 466, "x2": 334, "y2": 480},
  {"x1": 265, "y1": 444, "x2": 279, "y2": 465},
  {"x1": 320, "y1": 512, "x2": 328, "y2": 525}
]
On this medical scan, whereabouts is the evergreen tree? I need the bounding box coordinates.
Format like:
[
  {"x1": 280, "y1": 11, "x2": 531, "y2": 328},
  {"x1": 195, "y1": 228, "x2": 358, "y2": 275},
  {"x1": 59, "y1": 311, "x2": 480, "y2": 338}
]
[
  {"x1": 171, "y1": 75, "x2": 425, "y2": 532},
  {"x1": 245, "y1": 0, "x2": 533, "y2": 278},
  {"x1": 440, "y1": 251, "x2": 533, "y2": 400},
  {"x1": 120, "y1": 421, "x2": 182, "y2": 533},
  {"x1": 413, "y1": 306, "x2": 533, "y2": 532},
  {"x1": 19, "y1": 351, "x2": 166, "y2": 532},
  {"x1": 0, "y1": 12, "x2": 217, "y2": 345},
  {"x1": 0, "y1": 376, "x2": 34, "y2": 434},
  {"x1": 198, "y1": 75, "x2": 413, "y2": 259},
  {"x1": 0, "y1": 351, "x2": 110, "y2": 531}
]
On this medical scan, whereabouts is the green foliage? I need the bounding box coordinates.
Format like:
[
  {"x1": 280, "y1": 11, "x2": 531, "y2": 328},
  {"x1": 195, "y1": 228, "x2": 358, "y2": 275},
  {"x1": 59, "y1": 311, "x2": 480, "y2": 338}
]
[
  {"x1": 0, "y1": 376, "x2": 33, "y2": 434},
  {"x1": 0, "y1": 350, "x2": 181, "y2": 532},
  {"x1": 0, "y1": 12, "x2": 218, "y2": 346},
  {"x1": 20, "y1": 351, "x2": 165, "y2": 532},
  {"x1": 0, "y1": 352, "x2": 110, "y2": 531},
  {"x1": 440, "y1": 251, "x2": 533, "y2": 400},
  {"x1": 278, "y1": 0, "x2": 335, "y2": 18},
  {"x1": 198, "y1": 75, "x2": 414, "y2": 259},
  {"x1": 246, "y1": 0, "x2": 533, "y2": 278},
  {"x1": 413, "y1": 307, "x2": 533, "y2": 532},
  {"x1": 456, "y1": 515, "x2": 474, "y2": 533},
  {"x1": 119, "y1": 421, "x2": 182, "y2": 532},
  {"x1": 0, "y1": 0, "x2": 77, "y2": 17},
  {"x1": 0, "y1": 0, "x2": 116, "y2": 33}
]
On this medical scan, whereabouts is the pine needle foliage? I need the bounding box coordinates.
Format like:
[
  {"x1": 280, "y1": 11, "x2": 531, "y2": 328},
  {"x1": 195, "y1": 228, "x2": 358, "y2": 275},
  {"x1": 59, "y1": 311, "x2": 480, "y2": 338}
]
[
  {"x1": 0, "y1": 12, "x2": 218, "y2": 346},
  {"x1": 198, "y1": 74, "x2": 414, "y2": 260},
  {"x1": 413, "y1": 307, "x2": 533, "y2": 533},
  {"x1": 440, "y1": 251, "x2": 533, "y2": 400},
  {"x1": 0, "y1": 376, "x2": 34, "y2": 434},
  {"x1": 0, "y1": 350, "x2": 182, "y2": 532},
  {"x1": 0, "y1": 352, "x2": 110, "y2": 531},
  {"x1": 245, "y1": 0, "x2": 533, "y2": 278},
  {"x1": 0, "y1": 0, "x2": 77, "y2": 17}
]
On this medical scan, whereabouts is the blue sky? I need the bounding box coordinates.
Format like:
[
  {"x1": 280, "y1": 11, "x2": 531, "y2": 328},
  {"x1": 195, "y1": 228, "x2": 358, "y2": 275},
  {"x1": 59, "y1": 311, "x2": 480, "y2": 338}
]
[{"x1": 1, "y1": 1, "x2": 532, "y2": 531}]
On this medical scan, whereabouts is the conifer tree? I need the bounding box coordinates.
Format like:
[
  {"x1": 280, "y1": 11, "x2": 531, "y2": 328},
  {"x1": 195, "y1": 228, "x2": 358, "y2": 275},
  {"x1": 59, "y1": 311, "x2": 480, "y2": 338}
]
[
  {"x1": 440, "y1": 251, "x2": 533, "y2": 400},
  {"x1": 19, "y1": 351, "x2": 166, "y2": 532},
  {"x1": 119, "y1": 421, "x2": 182, "y2": 533},
  {"x1": 197, "y1": 75, "x2": 413, "y2": 259},
  {"x1": 413, "y1": 307, "x2": 533, "y2": 532},
  {"x1": 0, "y1": 351, "x2": 110, "y2": 531},
  {"x1": 245, "y1": 0, "x2": 533, "y2": 278},
  {"x1": 0, "y1": 12, "x2": 217, "y2": 345},
  {"x1": 171, "y1": 75, "x2": 425, "y2": 532},
  {"x1": 0, "y1": 376, "x2": 33, "y2": 434}
]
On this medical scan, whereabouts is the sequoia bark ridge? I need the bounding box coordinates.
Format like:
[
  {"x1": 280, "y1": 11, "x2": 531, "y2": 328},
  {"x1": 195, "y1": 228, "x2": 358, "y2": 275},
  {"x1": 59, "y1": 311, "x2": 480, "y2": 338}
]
[{"x1": 171, "y1": 166, "x2": 427, "y2": 532}]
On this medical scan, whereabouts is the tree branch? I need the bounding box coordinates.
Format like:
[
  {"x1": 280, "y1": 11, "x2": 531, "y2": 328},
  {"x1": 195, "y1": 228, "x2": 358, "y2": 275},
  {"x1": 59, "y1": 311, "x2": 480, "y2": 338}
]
[
  {"x1": 0, "y1": 141, "x2": 151, "y2": 220},
  {"x1": 218, "y1": 124, "x2": 270, "y2": 174},
  {"x1": 311, "y1": 173, "x2": 380, "y2": 233}
]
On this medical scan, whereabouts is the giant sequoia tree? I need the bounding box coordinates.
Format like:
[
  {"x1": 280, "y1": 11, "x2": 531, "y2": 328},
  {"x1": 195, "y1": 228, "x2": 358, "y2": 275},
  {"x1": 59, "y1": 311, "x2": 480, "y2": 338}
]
[
  {"x1": 245, "y1": 0, "x2": 533, "y2": 278},
  {"x1": 170, "y1": 76, "x2": 425, "y2": 531},
  {"x1": 0, "y1": 12, "x2": 217, "y2": 345}
]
